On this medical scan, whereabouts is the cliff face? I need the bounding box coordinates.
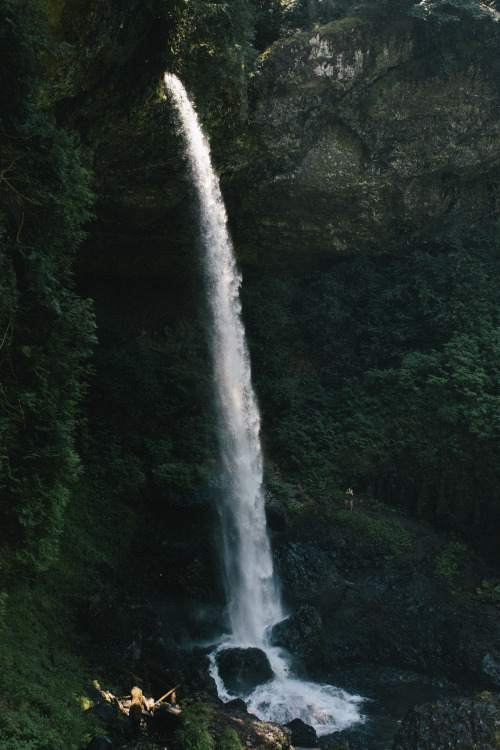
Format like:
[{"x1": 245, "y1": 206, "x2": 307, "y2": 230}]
[
  {"x1": 50, "y1": 0, "x2": 194, "y2": 296},
  {"x1": 56, "y1": 0, "x2": 500, "y2": 275},
  {"x1": 225, "y1": 0, "x2": 500, "y2": 268}
]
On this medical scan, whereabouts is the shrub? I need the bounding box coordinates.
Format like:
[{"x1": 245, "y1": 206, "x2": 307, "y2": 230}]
[
  {"x1": 434, "y1": 541, "x2": 469, "y2": 581},
  {"x1": 219, "y1": 727, "x2": 244, "y2": 750},
  {"x1": 335, "y1": 510, "x2": 412, "y2": 556},
  {"x1": 173, "y1": 704, "x2": 215, "y2": 750},
  {"x1": 0, "y1": 0, "x2": 95, "y2": 574},
  {"x1": 0, "y1": 585, "x2": 103, "y2": 750}
]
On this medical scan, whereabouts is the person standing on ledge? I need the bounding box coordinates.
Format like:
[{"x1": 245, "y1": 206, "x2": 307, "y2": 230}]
[{"x1": 345, "y1": 487, "x2": 354, "y2": 511}]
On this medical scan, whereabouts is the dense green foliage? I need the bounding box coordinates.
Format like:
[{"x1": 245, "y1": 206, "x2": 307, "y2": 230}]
[
  {"x1": 173, "y1": 704, "x2": 215, "y2": 750},
  {"x1": 242, "y1": 225, "x2": 500, "y2": 538},
  {"x1": 169, "y1": 0, "x2": 257, "y2": 87},
  {"x1": 165, "y1": 0, "x2": 260, "y2": 144},
  {"x1": 0, "y1": 584, "x2": 102, "y2": 750},
  {"x1": 332, "y1": 509, "x2": 412, "y2": 556},
  {"x1": 0, "y1": 467, "x2": 136, "y2": 750},
  {"x1": 80, "y1": 311, "x2": 215, "y2": 508},
  {"x1": 434, "y1": 540, "x2": 469, "y2": 581},
  {"x1": 0, "y1": 0, "x2": 96, "y2": 573},
  {"x1": 219, "y1": 727, "x2": 245, "y2": 750},
  {"x1": 0, "y1": 276, "x2": 137, "y2": 750},
  {"x1": 172, "y1": 705, "x2": 247, "y2": 750}
]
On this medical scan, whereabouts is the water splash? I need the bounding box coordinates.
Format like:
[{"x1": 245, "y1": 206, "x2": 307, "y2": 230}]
[
  {"x1": 164, "y1": 72, "x2": 364, "y2": 736},
  {"x1": 208, "y1": 643, "x2": 364, "y2": 737}
]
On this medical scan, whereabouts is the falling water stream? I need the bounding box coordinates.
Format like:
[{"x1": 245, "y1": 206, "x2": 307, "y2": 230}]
[{"x1": 164, "y1": 72, "x2": 364, "y2": 736}]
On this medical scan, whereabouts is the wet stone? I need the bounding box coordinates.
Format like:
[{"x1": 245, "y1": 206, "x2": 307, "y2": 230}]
[
  {"x1": 285, "y1": 717, "x2": 319, "y2": 748},
  {"x1": 216, "y1": 647, "x2": 274, "y2": 696}
]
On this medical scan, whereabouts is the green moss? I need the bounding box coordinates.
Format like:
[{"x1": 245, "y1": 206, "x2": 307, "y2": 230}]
[
  {"x1": 218, "y1": 727, "x2": 244, "y2": 750},
  {"x1": 273, "y1": 29, "x2": 303, "y2": 48},
  {"x1": 434, "y1": 541, "x2": 469, "y2": 582},
  {"x1": 42, "y1": 0, "x2": 66, "y2": 26},
  {"x1": 475, "y1": 579, "x2": 500, "y2": 604},
  {"x1": 173, "y1": 704, "x2": 216, "y2": 750},
  {"x1": 318, "y1": 16, "x2": 363, "y2": 35},
  {"x1": 294, "y1": 125, "x2": 363, "y2": 189},
  {"x1": 0, "y1": 584, "x2": 104, "y2": 750},
  {"x1": 0, "y1": 448, "x2": 138, "y2": 750},
  {"x1": 333, "y1": 510, "x2": 412, "y2": 555},
  {"x1": 479, "y1": 691, "x2": 493, "y2": 702},
  {"x1": 265, "y1": 469, "x2": 304, "y2": 517}
]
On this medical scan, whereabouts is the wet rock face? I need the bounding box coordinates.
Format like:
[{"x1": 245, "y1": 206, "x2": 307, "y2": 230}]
[
  {"x1": 481, "y1": 654, "x2": 500, "y2": 687},
  {"x1": 274, "y1": 541, "x2": 340, "y2": 603},
  {"x1": 226, "y1": 1, "x2": 500, "y2": 268},
  {"x1": 271, "y1": 513, "x2": 500, "y2": 692},
  {"x1": 265, "y1": 491, "x2": 290, "y2": 533},
  {"x1": 392, "y1": 693, "x2": 500, "y2": 750},
  {"x1": 152, "y1": 703, "x2": 182, "y2": 735},
  {"x1": 215, "y1": 647, "x2": 274, "y2": 696},
  {"x1": 269, "y1": 605, "x2": 324, "y2": 660}
]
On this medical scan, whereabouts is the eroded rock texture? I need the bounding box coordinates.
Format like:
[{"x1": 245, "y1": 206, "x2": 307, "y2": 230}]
[{"x1": 225, "y1": 1, "x2": 500, "y2": 268}]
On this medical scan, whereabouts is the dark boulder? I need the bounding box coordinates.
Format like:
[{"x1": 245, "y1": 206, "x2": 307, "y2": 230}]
[
  {"x1": 479, "y1": 652, "x2": 500, "y2": 688},
  {"x1": 152, "y1": 703, "x2": 183, "y2": 735},
  {"x1": 444, "y1": 638, "x2": 500, "y2": 690},
  {"x1": 222, "y1": 697, "x2": 251, "y2": 716},
  {"x1": 270, "y1": 605, "x2": 324, "y2": 660},
  {"x1": 285, "y1": 717, "x2": 318, "y2": 748},
  {"x1": 265, "y1": 491, "x2": 290, "y2": 532},
  {"x1": 275, "y1": 542, "x2": 340, "y2": 602},
  {"x1": 216, "y1": 647, "x2": 274, "y2": 696}
]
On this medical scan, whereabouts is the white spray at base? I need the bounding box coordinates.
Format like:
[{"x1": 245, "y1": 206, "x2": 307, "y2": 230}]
[{"x1": 164, "y1": 72, "x2": 364, "y2": 737}]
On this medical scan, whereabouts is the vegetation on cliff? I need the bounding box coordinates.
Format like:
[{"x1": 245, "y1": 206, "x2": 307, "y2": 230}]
[
  {"x1": 242, "y1": 224, "x2": 500, "y2": 543},
  {"x1": 0, "y1": 0, "x2": 95, "y2": 574},
  {"x1": 0, "y1": 4, "x2": 106, "y2": 747}
]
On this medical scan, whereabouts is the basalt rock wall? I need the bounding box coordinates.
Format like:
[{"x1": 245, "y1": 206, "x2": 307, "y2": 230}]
[
  {"x1": 224, "y1": 0, "x2": 500, "y2": 269},
  {"x1": 54, "y1": 0, "x2": 500, "y2": 278}
]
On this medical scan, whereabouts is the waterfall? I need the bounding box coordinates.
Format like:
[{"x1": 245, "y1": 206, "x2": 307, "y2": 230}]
[
  {"x1": 164, "y1": 72, "x2": 364, "y2": 737},
  {"x1": 164, "y1": 72, "x2": 282, "y2": 646}
]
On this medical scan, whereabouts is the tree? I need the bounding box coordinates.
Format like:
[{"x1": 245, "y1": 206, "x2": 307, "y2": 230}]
[{"x1": 0, "y1": 0, "x2": 96, "y2": 572}]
